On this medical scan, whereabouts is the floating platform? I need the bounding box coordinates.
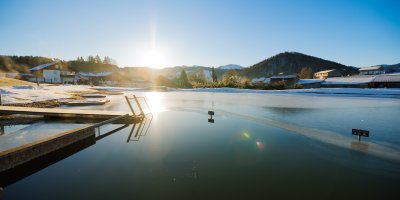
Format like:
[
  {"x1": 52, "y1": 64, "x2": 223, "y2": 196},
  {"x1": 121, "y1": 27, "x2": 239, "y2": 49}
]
[
  {"x1": 64, "y1": 99, "x2": 110, "y2": 106},
  {"x1": 80, "y1": 94, "x2": 106, "y2": 98},
  {"x1": 100, "y1": 91, "x2": 124, "y2": 95}
]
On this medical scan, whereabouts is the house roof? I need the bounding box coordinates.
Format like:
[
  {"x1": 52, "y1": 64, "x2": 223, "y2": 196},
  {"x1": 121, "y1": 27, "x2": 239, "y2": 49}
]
[
  {"x1": 78, "y1": 72, "x2": 113, "y2": 77},
  {"x1": 30, "y1": 62, "x2": 58, "y2": 71},
  {"x1": 323, "y1": 76, "x2": 375, "y2": 85},
  {"x1": 270, "y1": 75, "x2": 297, "y2": 79},
  {"x1": 359, "y1": 66, "x2": 383, "y2": 71},
  {"x1": 298, "y1": 79, "x2": 324, "y2": 84},
  {"x1": 373, "y1": 74, "x2": 400, "y2": 83},
  {"x1": 251, "y1": 77, "x2": 271, "y2": 83},
  {"x1": 315, "y1": 69, "x2": 336, "y2": 74}
]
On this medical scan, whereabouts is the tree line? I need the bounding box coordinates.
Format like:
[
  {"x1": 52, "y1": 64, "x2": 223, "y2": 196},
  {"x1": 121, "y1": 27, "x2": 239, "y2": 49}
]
[{"x1": 76, "y1": 55, "x2": 115, "y2": 65}]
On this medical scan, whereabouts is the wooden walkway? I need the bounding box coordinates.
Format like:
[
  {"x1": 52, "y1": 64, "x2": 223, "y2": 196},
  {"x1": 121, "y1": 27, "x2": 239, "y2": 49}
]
[{"x1": 0, "y1": 106, "x2": 142, "y2": 123}]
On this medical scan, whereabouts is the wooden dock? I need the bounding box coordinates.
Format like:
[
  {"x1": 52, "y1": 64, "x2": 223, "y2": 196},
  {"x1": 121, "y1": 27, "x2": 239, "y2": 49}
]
[{"x1": 0, "y1": 106, "x2": 142, "y2": 123}]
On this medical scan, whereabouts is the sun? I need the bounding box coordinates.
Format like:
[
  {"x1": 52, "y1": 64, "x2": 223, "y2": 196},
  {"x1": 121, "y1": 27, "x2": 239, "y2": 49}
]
[{"x1": 141, "y1": 49, "x2": 166, "y2": 68}]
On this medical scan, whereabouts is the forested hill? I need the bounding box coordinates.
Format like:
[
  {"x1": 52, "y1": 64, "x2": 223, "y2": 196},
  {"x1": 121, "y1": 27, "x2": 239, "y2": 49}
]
[
  {"x1": 0, "y1": 55, "x2": 118, "y2": 73},
  {"x1": 242, "y1": 52, "x2": 358, "y2": 78},
  {"x1": 0, "y1": 55, "x2": 54, "y2": 73}
]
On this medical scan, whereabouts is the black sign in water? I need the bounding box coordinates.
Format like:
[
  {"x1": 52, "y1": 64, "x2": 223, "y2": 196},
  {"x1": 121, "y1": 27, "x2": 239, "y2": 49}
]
[
  {"x1": 352, "y1": 129, "x2": 369, "y2": 141},
  {"x1": 352, "y1": 129, "x2": 369, "y2": 137},
  {"x1": 208, "y1": 111, "x2": 215, "y2": 123}
]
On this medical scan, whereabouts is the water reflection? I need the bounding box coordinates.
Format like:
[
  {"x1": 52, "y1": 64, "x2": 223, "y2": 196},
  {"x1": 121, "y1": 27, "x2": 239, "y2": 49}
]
[
  {"x1": 351, "y1": 141, "x2": 369, "y2": 151},
  {"x1": 0, "y1": 117, "x2": 153, "y2": 189},
  {"x1": 264, "y1": 107, "x2": 316, "y2": 116},
  {"x1": 145, "y1": 92, "x2": 166, "y2": 117},
  {"x1": 127, "y1": 114, "x2": 153, "y2": 142},
  {"x1": 0, "y1": 134, "x2": 96, "y2": 188},
  {"x1": 0, "y1": 117, "x2": 42, "y2": 135}
]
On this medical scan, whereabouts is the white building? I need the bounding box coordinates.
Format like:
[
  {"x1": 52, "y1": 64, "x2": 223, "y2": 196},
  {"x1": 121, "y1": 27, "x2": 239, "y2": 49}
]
[
  {"x1": 359, "y1": 66, "x2": 385, "y2": 75},
  {"x1": 251, "y1": 77, "x2": 271, "y2": 85},
  {"x1": 28, "y1": 62, "x2": 76, "y2": 84},
  {"x1": 43, "y1": 70, "x2": 61, "y2": 83}
]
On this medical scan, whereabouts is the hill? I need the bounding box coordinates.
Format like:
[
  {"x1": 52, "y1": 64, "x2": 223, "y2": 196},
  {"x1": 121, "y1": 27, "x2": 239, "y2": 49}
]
[
  {"x1": 242, "y1": 52, "x2": 358, "y2": 78},
  {"x1": 0, "y1": 55, "x2": 55, "y2": 73},
  {"x1": 218, "y1": 64, "x2": 244, "y2": 70},
  {"x1": 379, "y1": 63, "x2": 400, "y2": 73}
]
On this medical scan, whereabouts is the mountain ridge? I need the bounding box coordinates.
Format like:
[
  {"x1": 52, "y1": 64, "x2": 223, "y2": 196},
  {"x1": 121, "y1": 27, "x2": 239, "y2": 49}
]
[{"x1": 242, "y1": 52, "x2": 359, "y2": 78}]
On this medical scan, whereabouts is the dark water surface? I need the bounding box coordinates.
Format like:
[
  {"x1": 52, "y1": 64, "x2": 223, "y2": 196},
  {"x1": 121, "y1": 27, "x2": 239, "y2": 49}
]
[{"x1": 1, "y1": 91, "x2": 400, "y2": 199}]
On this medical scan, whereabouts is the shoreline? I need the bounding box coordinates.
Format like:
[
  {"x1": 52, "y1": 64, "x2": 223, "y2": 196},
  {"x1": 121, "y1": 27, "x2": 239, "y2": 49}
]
[{"x1": 0, "y1": 85, "x2": 399, "y2": 107}]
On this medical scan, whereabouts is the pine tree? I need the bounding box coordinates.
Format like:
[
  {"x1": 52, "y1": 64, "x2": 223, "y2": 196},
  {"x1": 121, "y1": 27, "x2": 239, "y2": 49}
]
[
  {"x1": 103, "y1": 56, "x2": 111, "y2": 65},
  {"x1": 298, "y1": 67, "x2": 313, "y2": 79},
  {"x1": 211, "y1": 66, "x2": 217, "y2": 82},
  {"x1": 95, "y1": 55, "x2": 102, "y2": 64},
  {"x1": 179, "y1": 69, "x2": 191, "y2": 88},
  {"x1": 87, "y1": 56, "x2": 95, "y2": 63}
]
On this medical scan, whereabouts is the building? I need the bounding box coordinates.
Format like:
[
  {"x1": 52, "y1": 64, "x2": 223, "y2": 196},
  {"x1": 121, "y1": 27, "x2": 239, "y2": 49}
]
[
  {"x1": 127, "y1": 78, "x2": 153, "y2": 88},
  {"x1": 270, "y1": 75, "x2": 298, "y2": 86},
  {"x1": 78, "y1": 72, "x2": 113, "y2": 85},
  {"x1": 370, "y1": 74, "x2": 400, "y2": 88},
  {"x1": 322, "y1": 76, "x2": 375, "y2": 88},
  {"x1": 314, "y1": 69, "x2": 342, "y2": 79},
  {"x1": 359, "y1": 66, "x2": 385, "y2": 75},
  {"x1": 251, "y1": 77, "x2": 271, "y2": 86},
  {"x1": 29, "y1": 62, "x2": 75, "y2": 84},
  {"x1": 297, "y1": 79, "x2": 323, "y2": 89},
  {"x1": 61, "y1": 71, "x2": 77, "y2": 84}
]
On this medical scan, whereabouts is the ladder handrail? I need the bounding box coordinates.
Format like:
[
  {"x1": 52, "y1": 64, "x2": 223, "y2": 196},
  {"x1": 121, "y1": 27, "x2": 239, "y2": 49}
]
[
  {"x1": 133, "y1": 95, "x2": 145, "y2": 117},
  {"x1": 125, "y1": 96, "x2": 137, "y2": 116},
  {"x1": 125, "y1": 95, "x2": 152, "y2": 117}
]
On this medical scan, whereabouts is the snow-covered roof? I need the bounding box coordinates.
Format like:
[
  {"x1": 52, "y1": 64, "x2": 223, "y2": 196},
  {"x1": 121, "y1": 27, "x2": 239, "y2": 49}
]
[
  {"x1": 30, "y1": 62, "x2": 58, "y2": 71},
  {"x1": 19, "y1": 73, "x2": 35, "y2": 77},
  {"x1": 359, "y1": 66, "x2": 383, "y2": 71},
  {"x1": 78, "y1": 72, "x2": 113, "y2": 77},
  {"x1": 251, "y1": 77, "x2": 270, "y2": 83},
  {"x1": 323, "y1": 76, "x2": 375, "y2": 85},
  {"x1": 315, "y1": 69, "x2": 336, "y2": 74},
  {"x1": 270, "y1": 75, "x2": 297, "y2": 79},
  {"x1": 373, "y1": 74, "x2": 400, "y2": 83},
  {"x1": 298, "y1": 79, "x2": 324, "y2": 84}
]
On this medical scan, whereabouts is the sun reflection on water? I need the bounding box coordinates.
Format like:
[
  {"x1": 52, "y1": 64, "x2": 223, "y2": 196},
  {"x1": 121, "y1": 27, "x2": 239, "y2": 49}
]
[{"x1": 145, "y1": 92, "x2": 166, "y2": 117}]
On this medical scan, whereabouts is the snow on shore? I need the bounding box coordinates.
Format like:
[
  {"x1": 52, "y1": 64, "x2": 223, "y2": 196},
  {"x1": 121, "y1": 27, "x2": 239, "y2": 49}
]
[
  {"x1": 0, "y1": 84, "x2": 399, "y2": 104},
  {"x1": 177, "y1": 87, "x2": 400, "y2": 98},
  {"x1": 0, "y1": 85, "x2": 96, "y2": 104}
]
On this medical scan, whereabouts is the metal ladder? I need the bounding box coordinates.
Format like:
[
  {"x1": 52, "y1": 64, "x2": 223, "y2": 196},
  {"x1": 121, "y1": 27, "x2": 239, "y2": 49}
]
[{"x1": 124, "y1": 95, "x2": 152, "y2": 117}]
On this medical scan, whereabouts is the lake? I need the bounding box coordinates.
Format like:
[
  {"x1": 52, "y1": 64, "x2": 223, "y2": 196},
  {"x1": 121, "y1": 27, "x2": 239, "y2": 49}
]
[{"x1": 1, "y1": 90, "x2": 400, "y2": 199}]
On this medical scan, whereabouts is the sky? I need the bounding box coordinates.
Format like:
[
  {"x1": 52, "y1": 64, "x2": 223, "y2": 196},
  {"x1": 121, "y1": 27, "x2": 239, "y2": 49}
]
[{"x1": 0, "y1": 0, "x2": 399, "y2": 68}]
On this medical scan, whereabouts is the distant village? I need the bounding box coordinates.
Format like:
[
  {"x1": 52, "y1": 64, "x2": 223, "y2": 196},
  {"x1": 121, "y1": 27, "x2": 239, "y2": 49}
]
[
  {"x1": 252, "y1": 66, "x2": 400, "y2": 89},
  {"x1": 0, "y1": 60, "x2": 399, "y2": 89}
]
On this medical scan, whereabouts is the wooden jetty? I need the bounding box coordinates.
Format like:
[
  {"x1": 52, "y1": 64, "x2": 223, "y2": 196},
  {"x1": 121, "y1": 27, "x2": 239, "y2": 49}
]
[
  {"x1": 0, "y1": 106, "x2": 142, "y2": 123},
  {"x1": 0, "y1": 95, "x2": 150, "y2": 173}
]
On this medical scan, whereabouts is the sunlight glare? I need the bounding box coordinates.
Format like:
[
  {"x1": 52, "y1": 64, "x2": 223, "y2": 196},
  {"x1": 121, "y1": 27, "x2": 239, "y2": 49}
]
[
  {"x1": 141, "y1": 49, "x2": 167, "y2": 68},
  {"x1": 145, "y1": 92, "x2": 166, "y2": 116}
]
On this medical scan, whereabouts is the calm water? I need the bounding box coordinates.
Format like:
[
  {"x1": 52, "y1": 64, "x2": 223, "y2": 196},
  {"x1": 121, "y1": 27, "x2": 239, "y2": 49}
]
[{"x1": 1, "y1": 91, "x2": 400, "y2": 199}]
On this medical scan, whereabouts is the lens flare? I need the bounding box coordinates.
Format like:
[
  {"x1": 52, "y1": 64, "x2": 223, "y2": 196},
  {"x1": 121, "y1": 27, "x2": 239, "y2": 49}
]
[
  {"x1": 243, "y1": 131, "x2": 251, "y2": 140},
  {"x1": 256, "y1": 141, "x2": 265, "y2": 150}
]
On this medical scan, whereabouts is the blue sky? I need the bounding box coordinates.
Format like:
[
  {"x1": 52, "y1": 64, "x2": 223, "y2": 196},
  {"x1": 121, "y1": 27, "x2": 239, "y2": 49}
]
[{"x1": 0, "y1": 0, "x2": 399, "y2": 68}]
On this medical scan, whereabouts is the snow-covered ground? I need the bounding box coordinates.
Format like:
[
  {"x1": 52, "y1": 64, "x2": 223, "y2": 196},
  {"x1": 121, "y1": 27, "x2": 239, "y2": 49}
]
[
  {"x1": 0, "y1": 85, "x2": 399, "y2": 104},
  {"x1": 0, "y1": 85, "x2": 97, "y2": 104},
  {"x1": 177, "y1": 87, "x2": 400, "y2": 97}
]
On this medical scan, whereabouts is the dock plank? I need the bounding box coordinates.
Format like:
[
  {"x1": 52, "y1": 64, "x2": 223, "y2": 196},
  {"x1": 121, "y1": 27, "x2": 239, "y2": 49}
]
[{"x1": 0, "y1": 106, "x2": 132, "y2": 119}]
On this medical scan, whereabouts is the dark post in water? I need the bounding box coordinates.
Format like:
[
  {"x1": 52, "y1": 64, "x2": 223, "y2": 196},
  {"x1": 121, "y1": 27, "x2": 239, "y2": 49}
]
[{"x1": 208, "y1": 111, "x2": 214, "y2": 123}]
